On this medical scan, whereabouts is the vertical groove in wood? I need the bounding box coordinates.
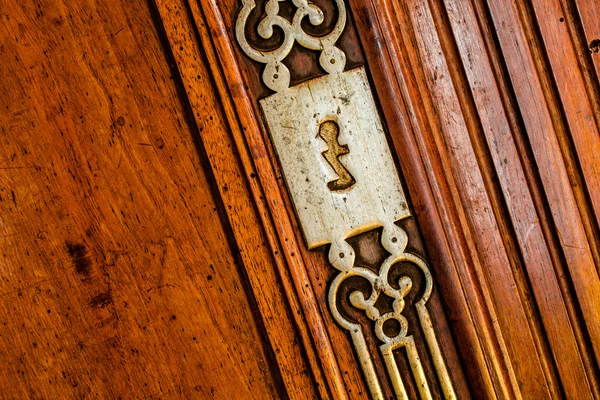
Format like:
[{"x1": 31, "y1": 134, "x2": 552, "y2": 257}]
[
  {"x1": 374, "y1": 12, "x2": 500, "y2": 398},
  {"x1": 484, "y1": 0, "x2": 600, "y2": 383},
  {"x1": 188, "y1": 1, "x2": 349, "y2": 398},
  {"x1": 390, "y1": 4, "x2": 519, "y2": 398},
  {"x1": 512, "y1": 0, "x2": 600, "y2": 364},
  {"x1": 469, "y1": 0, "x2": 600, "y2": 396},
  {"x1": 514, "y1": 0, "x2": 600, "y2": 273},
  {"x1": 425, "y1": 0, "x2": 566, "y2": 396},
  {"x1": 352, "y1": 0, "x2": 515, "y2": 397},
  {"x1": 366, "y1": 0, "x2": 600, "y2": 397},
  {"x1": 402, "y1": 0, "x2": 553, "y2": 397},
  {"x1": 151, "y1": 0, "x2": 330, "y2": 397},
  {"x1": 432, "y1": 0, "x2": 600, "y2": 396},
  {"x1": 572, "y1": 0, "x2": 600, "y2": 86},
  {"x1": 559, "y1": 0, "x2": 600, "y2": 138},
  {"x1": 523, "y1": 0, "x2": 600, "y2": 247}
]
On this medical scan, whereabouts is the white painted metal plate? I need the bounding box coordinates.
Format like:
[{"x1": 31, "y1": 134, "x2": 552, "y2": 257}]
[{"x1": 260, "y1": 67, "x2": 410, "y2": 249}]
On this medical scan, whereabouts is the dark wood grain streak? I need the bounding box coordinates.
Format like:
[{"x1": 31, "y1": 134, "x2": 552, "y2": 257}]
[
  {"x1": 149, "y1": 0, "x2": 325, "y2": 398},
  {"x1": 559, "y1": 0, "x2": 600, "y2": 137}
]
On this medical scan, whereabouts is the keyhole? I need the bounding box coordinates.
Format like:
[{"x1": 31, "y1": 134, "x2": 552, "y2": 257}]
[{"x1": 318, "y1": 120, "x2": 356, "y2": 191}]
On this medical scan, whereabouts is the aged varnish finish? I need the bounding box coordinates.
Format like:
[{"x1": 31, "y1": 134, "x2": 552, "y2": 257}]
[
  {"x1": 1, "y1": 0, "x2": 599, "y2": 399},
  {"x1": 0, "y1": 0, "x2": 299, "y2": 398}
]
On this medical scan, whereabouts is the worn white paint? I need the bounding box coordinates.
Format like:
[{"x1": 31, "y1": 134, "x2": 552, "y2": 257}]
[{"x1": 260, "y1": 67, "x2": 410, "y2": 249}]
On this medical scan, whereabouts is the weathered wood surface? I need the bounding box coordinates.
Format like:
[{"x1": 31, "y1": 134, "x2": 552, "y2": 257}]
[
  {"x1": 0, "y1": 0, "x2": 291, "y2": 398},
  {"x1": 361, "y1": 0, "x2": 600, "y2": 398},
  {"x1": 2, "y1": 0, "x2": 600, "y2": 398}
]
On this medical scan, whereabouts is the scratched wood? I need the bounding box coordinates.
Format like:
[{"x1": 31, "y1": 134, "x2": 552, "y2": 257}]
[
  {"x1": 2, "y1": 0, "x2": 600, "y2": 398},
  {"x1": 0, "y1": 0, "x2": 289, "y2": 398},
  {"x1": 361, "y1": 0, "x2": 600, "y2": 398}
]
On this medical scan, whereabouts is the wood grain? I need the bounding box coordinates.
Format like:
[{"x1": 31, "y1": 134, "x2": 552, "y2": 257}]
[
  {"x1": 365, "y1": 0, "x2": 600, "y2": 397},
  {"x1": 0, "y1": 0, "x2": 286, "y2": 398},
  {"x1": 2, "y1": 0, "x2": 599, "y2": 398},
  {"x1": 489, "y1": 0, "x2": 600, "y2": 379},
  {"x1": 161, "y1": 0, "x2": 600, "y2": 398}
]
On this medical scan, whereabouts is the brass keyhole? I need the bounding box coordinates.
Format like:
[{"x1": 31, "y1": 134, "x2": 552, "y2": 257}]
[{"x1": 318, "y1": 120, "x2": 356, "y2": 191}]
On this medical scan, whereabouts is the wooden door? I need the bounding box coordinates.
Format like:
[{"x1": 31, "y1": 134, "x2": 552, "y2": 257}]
[{"x1": 1, "y1": 0, "x2": 599, "y2": 399}]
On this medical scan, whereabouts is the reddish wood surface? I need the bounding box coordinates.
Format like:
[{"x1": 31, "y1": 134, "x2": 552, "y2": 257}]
[
  {"x1": 361, "y1": 0, "x2": 600, "y2": 398},
  {"x1": 0, "y1": 0, "x2": 289, "y2": 398},
  {"x1": 2, "y1": 0, "x2": 599, "y2": 399}
]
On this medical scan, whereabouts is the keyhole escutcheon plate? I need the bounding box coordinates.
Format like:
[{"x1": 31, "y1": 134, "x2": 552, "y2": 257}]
[{"x1": 260, "y1": 67, "x2": 410, "y2": 248}]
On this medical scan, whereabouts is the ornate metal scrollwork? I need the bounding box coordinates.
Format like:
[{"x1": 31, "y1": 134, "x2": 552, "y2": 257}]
[
  {"x1": 235, "y1": 0, "x2": 347, "y2": 91},
  {"x1": 235, "y1": 2, "x2": 456, "y2": 398},
  {"x1": 329, "y1": 224, "x2": 455, "y2": 399}
]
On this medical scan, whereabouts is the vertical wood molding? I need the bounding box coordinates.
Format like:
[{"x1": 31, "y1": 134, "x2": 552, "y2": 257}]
[
  {"x1": 151, "y1": 0, "x2": 600, "y2": 398},
  {"x1": 153, "y1": 0, "x2": 354, "y2": 398},
  {"x1": 362, "y1": 0, "x2": 600, "y2": 398},
  {"x1": 152, "y1": 0, "x2": 334, "y2": 397},
  {"x1": 485, "y1": 0, "x2": 600, "y2": 393},
  {"x1": 349, "y1": 0, "x2": 516, "y2": 397}
]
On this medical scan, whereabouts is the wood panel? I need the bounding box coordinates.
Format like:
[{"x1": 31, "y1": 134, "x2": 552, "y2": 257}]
[
  {"x1": 0, "y1": 0, "x2": 295, "y2": 398},
  {"x1": 360, "y1": 0, "x2": 600, "y2": 398},
  {"x1": 153, "y1": 0, "x2": 600, "y2": 398},
  {"x1": 2, "y1": 0, "x2": 599, "y2": 398}
]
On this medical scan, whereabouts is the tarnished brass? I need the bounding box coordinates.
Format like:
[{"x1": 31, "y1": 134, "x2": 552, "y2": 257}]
[{"x1": 318, "y1": 120, "x2": 356, "y2": 191}]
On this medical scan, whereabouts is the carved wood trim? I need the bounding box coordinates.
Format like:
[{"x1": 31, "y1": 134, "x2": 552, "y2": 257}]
[
  {"x1": 153, "y1": 0, "x2": 348, "y2": 398},
  {"x1": 152, "y1": 0, "x2": 600, "y2": 398},
  {"x1": 345, "y1": 1, "x2": 511, "y2": 397},
  {"x1": 356, "y1": 0, "x2": 600, "y2": 398}
]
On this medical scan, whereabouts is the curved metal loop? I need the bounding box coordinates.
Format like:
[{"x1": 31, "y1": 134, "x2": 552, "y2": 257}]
[
  {"x1": 326, "y1": 224, "x2": 451, "y2": 399},
  {"x1": 328, "y1": 225, "x2": 433, "y2": 343},
  {"x1": 235, "y1": 0, "x2": 347, "y2": 91}
]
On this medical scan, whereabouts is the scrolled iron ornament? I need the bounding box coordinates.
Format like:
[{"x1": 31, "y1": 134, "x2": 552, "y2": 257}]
[
  {"x1": 235, "y1": 2, "x2": 457, "y2": 398},
  {"x1": 328, "y1": 224, "x2": 456, "y2": 400},
  {"x1": 235, "y1": 0, "x2": 347, "y2": 92}
]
